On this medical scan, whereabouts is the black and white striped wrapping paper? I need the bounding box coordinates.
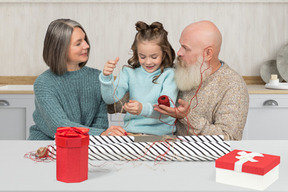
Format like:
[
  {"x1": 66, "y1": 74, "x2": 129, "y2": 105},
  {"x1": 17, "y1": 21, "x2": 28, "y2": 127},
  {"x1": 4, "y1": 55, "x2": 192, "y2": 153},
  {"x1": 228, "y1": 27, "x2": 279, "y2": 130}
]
[
  {"x1": 48, "y1": 135, "x2": 230, "y2": 161},
  {"x1": 89, "y1": 135, "x2": 135, "y2": 145}
]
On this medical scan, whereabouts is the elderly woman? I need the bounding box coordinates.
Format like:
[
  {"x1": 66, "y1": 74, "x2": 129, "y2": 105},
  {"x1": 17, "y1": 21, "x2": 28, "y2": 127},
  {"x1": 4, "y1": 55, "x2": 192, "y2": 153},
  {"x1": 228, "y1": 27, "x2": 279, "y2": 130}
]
[{"x1": 29, "y1": 19, "x2": 126, "y2": 140}]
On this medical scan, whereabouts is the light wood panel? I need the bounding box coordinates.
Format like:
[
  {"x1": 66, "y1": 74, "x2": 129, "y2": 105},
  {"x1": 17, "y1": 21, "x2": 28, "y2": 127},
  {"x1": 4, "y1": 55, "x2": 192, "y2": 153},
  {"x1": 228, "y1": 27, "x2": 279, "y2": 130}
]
[
  {"x1": 0, "y1": 1, "x2": 287, "y2": 76},
  {"x1": 0, "y1": 75, "x2": 265, "y2": 85},
  {"x1": 0, "y1": 76, "x2": 37, "y2": 85},
  {"x1": 242, "y1": 76, "x2": 265, "y2": 85}
]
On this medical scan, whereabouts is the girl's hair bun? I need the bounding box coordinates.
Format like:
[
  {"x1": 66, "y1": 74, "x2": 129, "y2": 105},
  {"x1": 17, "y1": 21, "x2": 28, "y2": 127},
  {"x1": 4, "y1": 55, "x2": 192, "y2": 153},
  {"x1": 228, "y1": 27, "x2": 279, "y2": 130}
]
[
  {"x1": 150, "y1": 22, "x2": 163, "y2": 32},
  {"x1": 135, "y1": 21, "x2": 164, "y2": 33},
  {"x1": 135, "y1": 21, "x2": 149, "y2": 32}
]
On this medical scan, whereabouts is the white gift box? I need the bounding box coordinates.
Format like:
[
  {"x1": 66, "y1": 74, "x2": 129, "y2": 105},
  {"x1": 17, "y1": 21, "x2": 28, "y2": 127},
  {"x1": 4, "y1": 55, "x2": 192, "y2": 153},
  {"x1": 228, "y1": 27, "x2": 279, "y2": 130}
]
[{"x1": 215, "y1": 149, "x2": 280, "y2": 191}]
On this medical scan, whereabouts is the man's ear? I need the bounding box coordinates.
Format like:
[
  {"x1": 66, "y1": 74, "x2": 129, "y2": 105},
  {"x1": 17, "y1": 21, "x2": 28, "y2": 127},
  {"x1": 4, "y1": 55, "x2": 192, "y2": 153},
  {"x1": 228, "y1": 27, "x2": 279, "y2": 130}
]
[{"x1": 204, "y1": 46, "x2": 213, "y2": 61}]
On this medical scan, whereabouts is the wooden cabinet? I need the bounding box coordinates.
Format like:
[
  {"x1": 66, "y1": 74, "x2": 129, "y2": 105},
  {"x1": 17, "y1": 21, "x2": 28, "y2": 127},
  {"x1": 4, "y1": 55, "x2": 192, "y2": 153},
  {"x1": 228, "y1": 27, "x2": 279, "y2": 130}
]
[
  {"x1": 0, "y1": 94, "x2": 35, "y2": 140},
  {"x1": 243, "y1": 94, "x2": 288, "y2": 140}
]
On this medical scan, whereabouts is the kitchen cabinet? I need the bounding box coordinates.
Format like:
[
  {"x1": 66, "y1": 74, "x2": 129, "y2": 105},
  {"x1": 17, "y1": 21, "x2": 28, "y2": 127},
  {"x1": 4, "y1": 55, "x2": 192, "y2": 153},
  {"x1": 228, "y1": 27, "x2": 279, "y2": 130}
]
[
  {"x1": 109, "y1": 113, "x2": 125, "y2": 126},
  {"x1": 0, "y1": 93, "x2": 123, "y2": 139},
  {"x1": 242, "y1": 94, "x2": 288, "y2": 140},
  {"x1": 0, "y1": 94, "x2": 35, "y2": 140},
  {"x1": 1, "y1": 85, "x2": 288, "y2": 140}
]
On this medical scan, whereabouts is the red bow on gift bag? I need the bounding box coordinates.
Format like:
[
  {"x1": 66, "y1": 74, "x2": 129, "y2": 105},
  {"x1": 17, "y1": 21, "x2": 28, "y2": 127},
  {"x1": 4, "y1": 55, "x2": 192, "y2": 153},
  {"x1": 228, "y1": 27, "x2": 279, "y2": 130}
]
[
  {"x1": 55, "y1": 127, "x2": 90, "y2": 183},
  {"x1": 56, "y1": 127, "x2": 89, "y2": 137}
]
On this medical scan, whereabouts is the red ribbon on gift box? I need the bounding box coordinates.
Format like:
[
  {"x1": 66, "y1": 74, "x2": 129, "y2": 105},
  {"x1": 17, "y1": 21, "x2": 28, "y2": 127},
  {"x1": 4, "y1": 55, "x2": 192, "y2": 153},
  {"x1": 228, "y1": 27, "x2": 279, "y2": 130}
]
[
  {"x1": 56, "y1": 127, "x2": 89, "y2": 148},
  {"x1": 56, "y1": 127, "x2": 89, "y2": 137}
]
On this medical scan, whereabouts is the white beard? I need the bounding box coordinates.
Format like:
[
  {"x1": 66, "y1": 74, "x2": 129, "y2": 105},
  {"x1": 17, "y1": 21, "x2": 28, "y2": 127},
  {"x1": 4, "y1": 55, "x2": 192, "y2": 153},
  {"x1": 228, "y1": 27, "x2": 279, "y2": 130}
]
[{"x1": 174, "y1": 56, "x2": 212, "y2": 91}]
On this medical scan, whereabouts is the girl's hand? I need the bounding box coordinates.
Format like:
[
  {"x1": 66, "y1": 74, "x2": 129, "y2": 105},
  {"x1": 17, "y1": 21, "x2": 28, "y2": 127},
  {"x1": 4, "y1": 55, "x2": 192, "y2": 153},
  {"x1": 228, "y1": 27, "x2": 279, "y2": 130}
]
[
  {"x1": 123, "y1": 100, "x2": 143, "y2": 115},
  {"x1": 103, "y1": 57, "x2": 119, "y2": 76}
]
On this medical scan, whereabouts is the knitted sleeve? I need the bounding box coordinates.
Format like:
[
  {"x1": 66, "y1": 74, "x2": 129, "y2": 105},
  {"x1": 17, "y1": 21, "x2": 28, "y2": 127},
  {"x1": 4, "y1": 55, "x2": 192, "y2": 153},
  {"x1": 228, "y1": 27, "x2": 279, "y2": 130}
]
[
  {"x1": 33, "y1": 77, "x2": 105, "y2": 138},
  {"x1": 90, "y1": 94, "x2": 109, "y2": 135},
  {"x1": 99, "y1": 67, "x2": 129, "y2": 104},
  {"x1": 208, "y1": 81, "x2": 249, "y2": 140},
  {"x1": 178, "y1": 73, "x2": 249, "y2": 140}
]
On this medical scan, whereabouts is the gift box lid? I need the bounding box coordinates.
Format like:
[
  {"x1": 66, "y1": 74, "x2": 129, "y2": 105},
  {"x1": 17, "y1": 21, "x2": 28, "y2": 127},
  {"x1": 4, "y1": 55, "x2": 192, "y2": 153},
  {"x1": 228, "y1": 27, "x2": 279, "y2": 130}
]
[
  {"x1": 215, "y1": 149, "x2": 280, "y2": 176},
  {"x1": 55, "y1": 127, "x2": 90, "y2": 148}
]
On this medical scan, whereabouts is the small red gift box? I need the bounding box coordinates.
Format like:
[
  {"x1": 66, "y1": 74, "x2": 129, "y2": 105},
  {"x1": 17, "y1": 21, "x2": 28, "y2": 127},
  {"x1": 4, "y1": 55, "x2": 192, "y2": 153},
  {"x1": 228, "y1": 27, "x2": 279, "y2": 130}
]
[
  {"x1": 215, "y1": 149, "x2": 280, "y2": 191},
  {"x1": 55, "y1": 127, "x2": 89, "y2": 183}
]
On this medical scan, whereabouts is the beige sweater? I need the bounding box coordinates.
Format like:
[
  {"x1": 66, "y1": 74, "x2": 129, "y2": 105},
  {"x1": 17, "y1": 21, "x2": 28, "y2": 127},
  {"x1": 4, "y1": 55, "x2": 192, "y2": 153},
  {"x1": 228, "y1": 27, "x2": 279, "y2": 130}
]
[{"x1": 176, "y1": 63, "x2": 249, "y2": 140}]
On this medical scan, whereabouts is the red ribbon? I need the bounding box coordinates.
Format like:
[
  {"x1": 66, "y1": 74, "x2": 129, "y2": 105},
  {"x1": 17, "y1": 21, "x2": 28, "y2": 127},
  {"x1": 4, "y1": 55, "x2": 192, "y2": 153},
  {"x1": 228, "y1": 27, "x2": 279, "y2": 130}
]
[
  {"x1": 56, "y1": 127, "x2": 89, "y2": 137},
  {"x1": 158, "y1": 95, "x2": 170, "y2": 107}
]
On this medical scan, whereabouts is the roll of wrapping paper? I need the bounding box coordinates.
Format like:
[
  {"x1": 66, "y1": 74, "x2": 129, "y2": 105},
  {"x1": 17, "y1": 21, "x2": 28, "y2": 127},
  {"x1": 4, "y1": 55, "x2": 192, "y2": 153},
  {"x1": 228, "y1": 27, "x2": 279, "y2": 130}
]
[
  {"x1": 158, "y1": 95, "x2": 170, "y2": 107},
  {"x1": 55, "y1": 127, "x2": 89, "y2": 183}
]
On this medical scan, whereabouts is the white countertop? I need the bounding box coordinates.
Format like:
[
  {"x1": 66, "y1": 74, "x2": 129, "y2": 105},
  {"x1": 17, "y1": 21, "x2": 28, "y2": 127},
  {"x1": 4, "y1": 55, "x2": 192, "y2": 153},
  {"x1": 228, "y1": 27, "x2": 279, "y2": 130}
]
[
  {"x1": 1, "y1": 0, "x2": 287, "y2": 3},
  {"x1": 0, "y1": 85, "x2": 34, "y2": 94},
  {"x1": 0, "y1": 85, "x2": 33, "y2": 91},
  {"x1": 0, "y1": 140, "x2": 287, "y2": 191},
  {"x1": 247, "y1": 84, "x2": 288, "y2": 94}
]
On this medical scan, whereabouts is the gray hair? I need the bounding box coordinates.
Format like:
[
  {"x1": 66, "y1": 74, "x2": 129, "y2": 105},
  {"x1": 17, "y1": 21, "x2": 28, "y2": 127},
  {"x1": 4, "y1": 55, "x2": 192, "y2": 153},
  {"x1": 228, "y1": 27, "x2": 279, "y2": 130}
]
[{"x1": 43, "y1": 19, "x2": 90, "y2": 75}]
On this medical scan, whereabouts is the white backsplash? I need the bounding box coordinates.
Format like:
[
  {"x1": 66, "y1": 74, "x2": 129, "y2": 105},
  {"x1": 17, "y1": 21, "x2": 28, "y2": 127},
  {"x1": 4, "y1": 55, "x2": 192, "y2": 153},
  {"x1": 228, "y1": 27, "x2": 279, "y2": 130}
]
[{"x1": 0, "y1": 0, "x2": 287, "y2": 76}]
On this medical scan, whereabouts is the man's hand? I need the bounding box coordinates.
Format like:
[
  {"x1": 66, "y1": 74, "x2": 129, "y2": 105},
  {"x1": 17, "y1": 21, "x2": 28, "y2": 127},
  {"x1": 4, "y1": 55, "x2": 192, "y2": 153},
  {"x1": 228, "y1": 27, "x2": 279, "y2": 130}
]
[{"x1": 154, "y1": 99, "x2": 190, "y2": 119}]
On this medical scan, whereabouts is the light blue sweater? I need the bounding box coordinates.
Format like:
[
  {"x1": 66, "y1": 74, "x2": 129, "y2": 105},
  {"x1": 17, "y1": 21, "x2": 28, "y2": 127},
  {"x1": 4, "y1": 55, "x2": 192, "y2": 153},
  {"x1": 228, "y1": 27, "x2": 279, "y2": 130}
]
[
  {"x1": 29, "y1": 66, "x2": 108, "y2": 140},
  {"x1": 99, "y1": 66, "x2": 178, "y2": 135}
]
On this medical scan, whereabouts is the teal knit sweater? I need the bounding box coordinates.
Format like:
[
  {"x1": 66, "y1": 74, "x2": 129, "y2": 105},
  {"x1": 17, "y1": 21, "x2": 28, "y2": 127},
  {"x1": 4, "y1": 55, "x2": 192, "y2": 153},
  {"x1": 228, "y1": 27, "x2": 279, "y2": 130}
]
[
  {"x1": 28, "y1": 66, "x2": 108, "y2": 140},
  {"x1": 100, "y1": 66, "x2": 178, "y2": 135}
]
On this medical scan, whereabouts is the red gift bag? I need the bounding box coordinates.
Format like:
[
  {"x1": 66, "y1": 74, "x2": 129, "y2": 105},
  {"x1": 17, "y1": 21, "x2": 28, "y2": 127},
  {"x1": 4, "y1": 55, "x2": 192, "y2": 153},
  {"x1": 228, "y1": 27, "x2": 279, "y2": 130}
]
[{"x1": 55, "y1": 127, "x2": 89, "y2": 183}]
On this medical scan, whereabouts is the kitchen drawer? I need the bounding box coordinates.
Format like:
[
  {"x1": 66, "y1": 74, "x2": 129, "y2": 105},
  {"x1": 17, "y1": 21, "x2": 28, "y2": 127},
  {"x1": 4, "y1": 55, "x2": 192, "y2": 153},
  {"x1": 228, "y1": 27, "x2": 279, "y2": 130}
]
[
  {"x1": 0, "y1": 94, "x2": 35, "y2": 140},
  {"x1": 243, "y1": 94, "x2": 288, "y2": 140},
  {"x1": 249, "y1": 94, "x2": 288, "y2": 108}
]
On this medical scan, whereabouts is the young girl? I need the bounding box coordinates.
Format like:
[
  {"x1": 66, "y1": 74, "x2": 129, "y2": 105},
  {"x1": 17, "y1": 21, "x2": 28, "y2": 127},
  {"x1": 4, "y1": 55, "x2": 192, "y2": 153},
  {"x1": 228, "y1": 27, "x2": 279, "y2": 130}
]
[{"x1": 99, "y1": 21, "x2": 178, "y2": 136}]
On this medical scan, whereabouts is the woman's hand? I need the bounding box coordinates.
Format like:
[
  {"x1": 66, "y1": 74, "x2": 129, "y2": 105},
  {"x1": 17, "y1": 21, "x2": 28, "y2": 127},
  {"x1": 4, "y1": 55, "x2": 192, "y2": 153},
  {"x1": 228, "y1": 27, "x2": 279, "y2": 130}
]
[
  {"x1": 153, "y1": 99, "x2": 190, "y2": 119},
  {"x1": 123, "y1": 100, "x2": 142, "y2": 115},
  {"x1": 103, "y1": 57, "x2": 119, "y2": 76},
  {"x1": 101, "y1": 126, "x2": 127, "y2": 136}
]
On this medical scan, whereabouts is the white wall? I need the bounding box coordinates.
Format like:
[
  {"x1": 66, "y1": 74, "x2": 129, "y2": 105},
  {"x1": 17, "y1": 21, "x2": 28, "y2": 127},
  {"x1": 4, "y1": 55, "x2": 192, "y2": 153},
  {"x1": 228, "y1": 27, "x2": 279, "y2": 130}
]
[{"x1": 0, "y1": 0, "x2": 287, "y2": 76}]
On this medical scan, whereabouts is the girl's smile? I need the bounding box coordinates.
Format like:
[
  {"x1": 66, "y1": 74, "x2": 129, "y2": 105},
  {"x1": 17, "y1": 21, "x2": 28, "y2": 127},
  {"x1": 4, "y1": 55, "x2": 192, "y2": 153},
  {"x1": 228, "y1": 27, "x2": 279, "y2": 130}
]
[{"x1": 144, "y1": 65, "x2": 156, "y2": 71}]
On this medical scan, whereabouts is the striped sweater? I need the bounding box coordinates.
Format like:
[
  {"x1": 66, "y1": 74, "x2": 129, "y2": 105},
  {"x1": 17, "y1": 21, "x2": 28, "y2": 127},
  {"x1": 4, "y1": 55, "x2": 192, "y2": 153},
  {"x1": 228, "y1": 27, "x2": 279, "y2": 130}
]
[{"x1": 28, "y1": 66, "x2": 108, "y2": 140}]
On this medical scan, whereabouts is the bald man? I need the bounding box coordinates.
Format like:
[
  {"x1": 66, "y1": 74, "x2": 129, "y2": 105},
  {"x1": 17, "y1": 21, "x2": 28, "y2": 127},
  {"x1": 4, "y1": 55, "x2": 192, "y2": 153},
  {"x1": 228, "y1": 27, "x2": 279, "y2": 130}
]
[{"x1": 154, "y1": 20, "x2": 249, "y2": 140}]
